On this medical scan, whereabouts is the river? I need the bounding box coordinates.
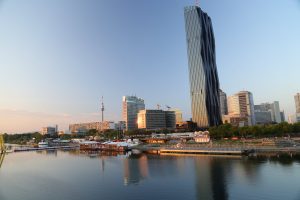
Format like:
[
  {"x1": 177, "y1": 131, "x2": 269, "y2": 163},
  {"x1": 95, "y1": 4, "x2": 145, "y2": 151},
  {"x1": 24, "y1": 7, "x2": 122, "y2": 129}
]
[{"x1": 0, "y1": 150, "x2": 300, "y2": 200}]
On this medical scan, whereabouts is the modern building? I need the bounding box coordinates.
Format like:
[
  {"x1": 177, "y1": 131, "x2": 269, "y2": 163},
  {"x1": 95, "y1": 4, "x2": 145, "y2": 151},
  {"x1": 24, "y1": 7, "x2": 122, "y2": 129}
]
[
  {"x1": 176, "y1": 120, "x2": 198, "y2": 131},
  {"x1": 288, "y1": 114, "x2": 300, "y2": 124},
  {"x1": 171, "y1": 109, "x2": 183, "y2": 124},
  {"x1": 137, "y1": 110, "x2": 176, "y2": 130},
  {"x1": 122, "y1": 96, "x2": 145, "y2": 131},
  {"x1": 69, "y1": 121, "x2": 119, "y2": 133},
  {"x1": 254, "y1": 111, "x2": 272, "y2": 124},
  {"x1": 219, "y1": 89, "x2": 228, "y2": 116},
  {"x1": 100, "y1": 121, "x2": 115, "y2": 131},
  {"x1": 222, "y1": 114, "x2": 249, "y2": 127},
  {"x1": 184, "y1": 6, "x2": 222, "y2": 128},
  {"x1": 115, "y1": 121, "x2": 126, "y2": 131},
  {"x1": 254, "y1": 101, "x2": 282, "y2": 124},
  {"x1": 41, "y1": 126, "x2": 57, "y2": 136},
  {"x1": 280, "y1": 111, "x2": 285, "y2": 122},
  {"x1": 227, "y1": 91, "x2": 255, "y2": 126},
  {"x1": 295, "y1": 93, "x2": 300, "y2": 114},
  {"x1": 165, "y1": 111, "x2": 176, "y2": 129},
  {"x1": 69, "y1": 122, "x2": 101, "y2": 133}
]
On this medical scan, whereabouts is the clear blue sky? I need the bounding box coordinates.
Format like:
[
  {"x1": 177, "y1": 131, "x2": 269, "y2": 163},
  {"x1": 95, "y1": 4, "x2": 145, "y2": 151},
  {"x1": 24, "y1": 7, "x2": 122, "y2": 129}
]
[{"x1": 1, "y1": 0, "x2": 300, "y2": 133}]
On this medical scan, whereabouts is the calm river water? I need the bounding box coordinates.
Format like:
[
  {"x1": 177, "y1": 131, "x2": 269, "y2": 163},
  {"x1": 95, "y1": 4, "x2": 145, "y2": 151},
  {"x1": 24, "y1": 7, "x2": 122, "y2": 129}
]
[{"x1": 1, "y1": 150, "x2": 300, "y2": 200}]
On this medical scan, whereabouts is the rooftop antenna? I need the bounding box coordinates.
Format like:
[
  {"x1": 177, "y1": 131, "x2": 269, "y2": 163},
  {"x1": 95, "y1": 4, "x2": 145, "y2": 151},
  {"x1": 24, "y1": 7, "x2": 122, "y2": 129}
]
[
  {"x1": 195, "y1": 0, "x2": 200, "y2": 6},
  {"x1": 101, "y1": 96, "x2": 104, "y2": 122}
]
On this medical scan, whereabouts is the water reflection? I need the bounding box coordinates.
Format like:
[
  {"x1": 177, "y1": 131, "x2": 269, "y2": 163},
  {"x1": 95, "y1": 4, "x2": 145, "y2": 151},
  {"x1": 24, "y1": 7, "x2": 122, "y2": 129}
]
[
  {"x1": 194, "y1": 156, "x2": 231, "y2": 200},
  {"x1": 123, "y1": 154, "x2": 148, "y2": 185}
]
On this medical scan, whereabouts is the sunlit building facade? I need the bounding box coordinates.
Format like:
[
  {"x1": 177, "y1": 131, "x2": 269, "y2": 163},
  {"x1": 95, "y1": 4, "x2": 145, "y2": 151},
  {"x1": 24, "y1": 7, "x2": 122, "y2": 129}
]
[
  {"x1": 137, "y1": 110, "x2": 175, "y2": 130},
  {"x1": 184, "y1": 6, "x2": 222, "y2": 128},
  {"x1": 122, "y1": 96, "x2": 145, "y2": 131},
  {"x1": 227, "y1": 91, "x2": 256, "y2": 126}
]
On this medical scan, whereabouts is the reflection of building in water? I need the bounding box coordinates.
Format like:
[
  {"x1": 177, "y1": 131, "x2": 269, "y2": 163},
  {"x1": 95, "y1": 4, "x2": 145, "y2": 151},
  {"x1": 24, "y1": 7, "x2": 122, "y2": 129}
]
[
  {"x1": 194, "y1": 157, "x2": 229, "y2": 200},
  {"x1": 195, "y1": 157, "x2": 213, "y2": 200},
  {"x1": 36, "y1": 150, "x2": 58, "y2": 157},
  {"x1": 123, "y1": 154, "x2": 148, "y2": 185}
]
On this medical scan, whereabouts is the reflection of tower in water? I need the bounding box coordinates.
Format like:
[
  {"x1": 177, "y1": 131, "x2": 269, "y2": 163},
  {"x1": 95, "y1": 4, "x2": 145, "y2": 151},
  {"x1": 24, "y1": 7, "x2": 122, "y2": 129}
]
[
  {"x1": 194, "y1": 157, "x2": 228, "y2": 200},
  {"x1": 123, "y1": 154, "x2": 148, "y2": 186}
]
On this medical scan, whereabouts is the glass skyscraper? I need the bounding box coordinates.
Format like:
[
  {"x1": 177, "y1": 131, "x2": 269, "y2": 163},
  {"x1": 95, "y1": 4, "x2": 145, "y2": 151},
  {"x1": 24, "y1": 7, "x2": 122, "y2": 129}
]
[
  {"x1": 184, "y1": 6, "x2": 222, "y2": 127},
  {"x1": 122, "y1": 96, "x2": 145, "y2": 131}
]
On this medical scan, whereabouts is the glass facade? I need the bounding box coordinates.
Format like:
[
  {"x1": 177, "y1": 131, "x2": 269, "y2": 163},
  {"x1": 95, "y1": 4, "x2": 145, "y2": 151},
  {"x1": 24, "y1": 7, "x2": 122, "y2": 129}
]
[
  {"x1": 184, "y1": 6, "x2": 222, "y2": 127},
  {"x1": 122, "y1": 96, "x2": 145, "y2": 131}
]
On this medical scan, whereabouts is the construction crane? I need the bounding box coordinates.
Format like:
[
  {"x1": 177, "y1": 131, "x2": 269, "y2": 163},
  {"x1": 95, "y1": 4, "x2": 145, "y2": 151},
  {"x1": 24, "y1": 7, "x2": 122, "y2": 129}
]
[
  {"x1": 157, "y1": 104, "x2": 161, "y2": 110},
  {"x1": 166, "y1": 105, "x2": 171, "y2": 111}
]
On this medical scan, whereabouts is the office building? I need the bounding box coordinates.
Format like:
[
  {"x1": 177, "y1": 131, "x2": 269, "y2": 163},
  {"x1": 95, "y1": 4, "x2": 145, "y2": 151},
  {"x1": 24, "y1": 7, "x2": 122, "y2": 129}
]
[
  {"x1": 41, "y1": 126, "x2": 57, "y2": 136},
  {"x1": 227, "y1": 91, "x2": 255, "y2": 126},
  {"x1": 280, "y1": 111, "x2": 285, "y2": 122},
  {"x1": 69, "y1": 122, "x2": 100, "y2": 133},
  {"x1": 137, "y1": 110, "x2": 176, "y2": 130},
  {"x1": 254, "y1": 111, "x2": 272, "y2": 124},
  {"x1": 219, "y1": 89, "x2": 228, "y2": 116},
  {"x1": 171, "y1": 109, "x2": 183, "y2": 124},
  {"x1": 254, "y1": 101, "x2": 282, "y2": 124},
  {"x1": 184, "y1": 6, "x2": 222, "y2": 128},
  {"x1": 295, "y1": 93, "x2": 300, "y2": 114},
  {"x1": 115, "y1": 121, "x2": 126, "y2": 131},
  {"x1": 122, "y1": 96, "x2": 145, "y2": 131},
  {"x1": 165, "y1": 111, "x2": 176, "y2": 129}
]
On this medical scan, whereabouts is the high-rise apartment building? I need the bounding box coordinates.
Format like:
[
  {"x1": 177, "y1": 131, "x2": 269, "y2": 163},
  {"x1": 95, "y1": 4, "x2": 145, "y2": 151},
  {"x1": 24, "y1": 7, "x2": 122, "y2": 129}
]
[
  {"x1": 295, "y1": 93, "x2": 300, "y2": 114},
  {"x1": 227, "y1": 91, "x2": 255, "y2": 126},
  {"x1": 122, "y1": 96, "x2": 145, "y2": 131},
  {"x1": 184, "y1": 6, "x2": 222, "y2": 128},
  {"x1": 219, "y1": 89, "x2": 228, "y2": 116}
]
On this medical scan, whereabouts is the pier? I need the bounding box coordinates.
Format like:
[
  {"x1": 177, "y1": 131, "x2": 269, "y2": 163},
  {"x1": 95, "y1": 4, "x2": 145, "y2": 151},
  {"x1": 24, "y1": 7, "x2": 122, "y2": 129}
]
[{"x1": 159, "y1": 147, "x2": 244, "y2": 155}]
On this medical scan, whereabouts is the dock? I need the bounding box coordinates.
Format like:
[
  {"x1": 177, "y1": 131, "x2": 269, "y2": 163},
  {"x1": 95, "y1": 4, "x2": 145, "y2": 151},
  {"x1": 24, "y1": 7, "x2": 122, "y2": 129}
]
[
  {"x1": 13, "y1": 146, "x2": 77, "y2": 152},
  {"x1": 159, "y1": 147, "x2": 245, "y2": 155}
]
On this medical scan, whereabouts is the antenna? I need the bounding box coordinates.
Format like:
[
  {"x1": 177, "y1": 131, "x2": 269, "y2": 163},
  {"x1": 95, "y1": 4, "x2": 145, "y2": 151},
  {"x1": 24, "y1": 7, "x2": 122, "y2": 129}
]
[
  {"x1": 195, "y1": 0, "x2": 200, "y2": 6},
  {"x1": 101, "y1": 96, "x2": 104, "y2": 122}
]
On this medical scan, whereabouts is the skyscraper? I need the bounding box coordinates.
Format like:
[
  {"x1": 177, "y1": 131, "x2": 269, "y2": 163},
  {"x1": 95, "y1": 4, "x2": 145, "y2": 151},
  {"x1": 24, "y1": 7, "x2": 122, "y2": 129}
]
[
  {"x1": 219, "y1": 89, "x2": 228, "y2": 116},
  {"x1": 295, "y1": 93, "x2": 300, "y2": 114},
  {"x1": 122, "y1": 96, "x2": 145, "y2": 131},
  {"x1": 227, "y1": 91, "x2": 256, "y2": 126},
  {"x1": 184, "y1": 6, "x2": 222, "y2": 128}
]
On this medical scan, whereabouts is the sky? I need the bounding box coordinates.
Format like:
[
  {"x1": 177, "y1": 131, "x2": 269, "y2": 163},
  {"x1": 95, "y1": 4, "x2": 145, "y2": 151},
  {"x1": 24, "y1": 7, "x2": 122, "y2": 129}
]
[{"x1": 1, "y1": 0, "x2": 300, "y2": 133}]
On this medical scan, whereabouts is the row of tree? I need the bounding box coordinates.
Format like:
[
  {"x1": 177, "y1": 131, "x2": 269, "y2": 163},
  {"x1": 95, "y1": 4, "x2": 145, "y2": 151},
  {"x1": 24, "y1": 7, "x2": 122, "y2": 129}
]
[{"x1": 209, "y1": 122, "x2": 300, "y2": 139}]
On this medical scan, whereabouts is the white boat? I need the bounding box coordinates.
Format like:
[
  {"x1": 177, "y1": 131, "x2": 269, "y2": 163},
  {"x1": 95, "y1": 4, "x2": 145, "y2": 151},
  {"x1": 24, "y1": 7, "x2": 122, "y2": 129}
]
[{"x1": 38, "y1": 141, "x2": 49, "y2": 148}]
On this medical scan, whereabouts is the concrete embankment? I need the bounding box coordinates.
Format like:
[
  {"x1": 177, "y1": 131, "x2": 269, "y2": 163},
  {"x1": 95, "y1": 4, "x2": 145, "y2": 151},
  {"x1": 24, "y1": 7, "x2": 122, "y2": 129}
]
[{"x1": 134, "y1": 145, "x2": 300, "y2": 156}]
